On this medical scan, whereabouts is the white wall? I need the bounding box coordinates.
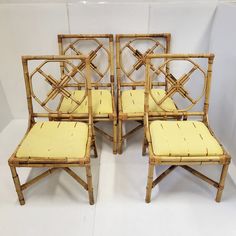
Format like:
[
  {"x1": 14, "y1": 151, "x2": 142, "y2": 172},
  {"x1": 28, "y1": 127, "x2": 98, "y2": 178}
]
[
  {"x1": 149, "y1": 2, "x2": 216, "y2": 52},
  {"x1": 0, "y1": 3, "x2": 69, "y2": 119},
  {"x1": 0, "y1": 81, "x2": 12, "y2": 131},
  {"x1": 0, "y1": 1, "x2": 217, "y2": 120},
  {"x1": 209, "y1": 2, "x2": 236, "y2": 165}
]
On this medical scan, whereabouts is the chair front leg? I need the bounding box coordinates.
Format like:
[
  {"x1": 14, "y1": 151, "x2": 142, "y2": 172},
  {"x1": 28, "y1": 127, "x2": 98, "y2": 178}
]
[
  {"x1": 145, "y1": 163, "x2": 154, "y2": 203},
  {"x1": 118, "y1": 119, "x2": 123, "y2": 154},
  {"x1": 215, "y1": 163, "x2": 230, "y2": 202},
  {"x1": 10, "y1": 166, "x2": 25, "y2": 205},
  {"x1": 85, "y1": 164, "x2": 94, "y2": 205}
]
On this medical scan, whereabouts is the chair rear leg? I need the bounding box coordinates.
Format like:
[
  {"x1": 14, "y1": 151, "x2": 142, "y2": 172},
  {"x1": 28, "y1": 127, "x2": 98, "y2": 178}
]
[
  {"x1": 118, "y1": 119, "x2": 123, "y2": 154},
  {"x1": 85, "y1": 164, "x2": 94, "y2": 205},
  {"x1": 215, "y1": 163, "x2": 230, "y2": 202},
  {"x1": 92, "y1": 127, "x2": 98, "y2": 158},
  {"x1": 92, "y1": 136, "x2": 98, "y2": 158},
  {"x1": 142, "y1": 135, "x2": 147, "y2": 156},
  {"x1": 10, "y1": 166, "x2": 25, "y2": 205},
  {"x1": 145, "y1": 163, "x2": 154, "y2": 203},
  {"x1": 113, "y1": 119, "x2": 118, "y2": 155}
]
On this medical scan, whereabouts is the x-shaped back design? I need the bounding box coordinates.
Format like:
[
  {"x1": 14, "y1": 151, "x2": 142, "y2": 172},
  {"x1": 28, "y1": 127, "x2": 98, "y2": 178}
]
[
  {"x1": 150, "y1": 60, "x2": 206, "y2": 111},
  {"x1": 69, "y1": 43, "x2": 105, "y2": 78},
  {"x1": 63, "y1": 39, "x2": 110, "y2": 82},
  {"x1": 127, "y1": 42, "x2": 158, "y2": 71},
  {"x1": 121, "y1": 40, "x2": 165, "y2": 82},
  {"x1": 31, "y1": 61, "x2": 87, "y2": 112}
]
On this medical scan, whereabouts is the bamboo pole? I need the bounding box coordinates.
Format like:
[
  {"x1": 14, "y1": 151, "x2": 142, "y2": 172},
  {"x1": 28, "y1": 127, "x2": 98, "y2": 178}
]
[
  {"x1": 152, "y1": 165, "x2": 177, "y2": 188},
  {"x1": 10, "y1": 166, "x2": 25, "y2": 205},
  {"x1": 145, "y1": 163, "x2": 154, "y2": 203},
  {"x1": 181, "y1": 165, "x2": 219, "y2": 188},
  {"x1": 147, "y1": 53, "x2": 215, "y2": 59},
  {"x1": 85, "y1": 164, "x2": 94, "y2": 205},
  {"x1": 22, "y1": 55, "x2": 87, "y2": 60},
  {"x1": 94, "y1": 126, "x2": 113, "y2": 141},
  {"x1": 63, "y1": 167, "x2": 88, "y2": 190},
  {"x1": 58, "y1": 34, "x2": 113, "y2": 39},
  {"x1": 122, "y1": 124, "x2": 143, "y2": 140},
  {"x1": 120, "y1": 82, "x2": 166, "y2": 87},
  {"x1": 21, "y1": 168, "x2": 59, "y2": 190},
  {"x1": 117, "y1": 33, "x2": 170, "y2": 38},
  {"x1": 22, "y1": 58, "x2": 34, "y2": 127},
  {"x1": 215, "y1": 163, "x2": 230, "y2": 202},
  {"x1": 204, "y1": 54, "x2": 214, "y2": 123}
]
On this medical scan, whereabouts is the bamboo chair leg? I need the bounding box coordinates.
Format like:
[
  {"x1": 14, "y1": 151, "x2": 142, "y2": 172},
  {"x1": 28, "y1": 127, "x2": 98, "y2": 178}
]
[
  {"x1": 92, "y1": 135, "x2": 98, "y2": 158},
  {"x1": 85, "y1": 164, "x2": 94, "y2": 205},
  {"x1": 215, "y1": 163, "x2": 229, "y2": 202},
  {"x1": 92, "y1": 126, "x2": 98, "y2": 158},
  {"x1": 113, "y1": 119, "x2": 117, "y2": 155},
  {"x1": 142, "y1": 135, "x2": 147, "y2": 156},
  {"x1": 145, "y1": 163, "x2": 155, "y2": 203},
  {"x1": 118, "y1": 119, "x2": 123, "y2": 155},
  {"x1": 10, "y1": 166, "x2": 25, "y2": 205}
]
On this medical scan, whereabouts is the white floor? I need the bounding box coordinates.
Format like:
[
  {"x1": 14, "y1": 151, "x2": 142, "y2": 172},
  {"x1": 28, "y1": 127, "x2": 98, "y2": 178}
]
[{"x1": 1, "y1": 119, "x2": 236, "y2": 236}]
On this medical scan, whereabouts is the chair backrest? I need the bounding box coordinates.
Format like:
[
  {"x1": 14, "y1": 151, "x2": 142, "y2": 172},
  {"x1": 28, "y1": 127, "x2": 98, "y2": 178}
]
[
  {"x1": 22, "y1": 55, "x2": 92, "y2": 125},
  {"x1": 58, "y1": 34, "x2": 114, "y2": 89},
  {"x1": 116, "y1": 33, "x2": 171, "y2": 90},
  {"x1": 144, "y1": 54, "x2": 214, "y2": 122}
]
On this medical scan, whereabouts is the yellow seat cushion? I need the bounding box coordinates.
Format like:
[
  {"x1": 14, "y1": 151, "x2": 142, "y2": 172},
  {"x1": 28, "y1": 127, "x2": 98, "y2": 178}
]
[
  {"x1": 16, "y1": 122, "x2": 88, "y2": 159},
  {"x1": 121, "y1": 89, "x2": 176, "y2": 113},
  {"x1": 59, "y1": 90, "x2": 113, "y2": 114},
  {"x1": 150, "y1": 121, "x2": 223, "y2": 158}
]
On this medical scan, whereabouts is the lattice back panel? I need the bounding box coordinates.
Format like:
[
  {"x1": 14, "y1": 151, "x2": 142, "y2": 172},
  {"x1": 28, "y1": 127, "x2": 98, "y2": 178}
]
[
  {"x1": 58, "y1": 34, "x2": 113, "y2": 85},
  {"x1": 145, "y1": 54, "x2": 214, "y2": 117},
  {"x1": 116, "y1": 34, "x2": 170, "y2": 88},
  {"x1": 22, "y1": 56, "x2": 92, "y2": 119}
]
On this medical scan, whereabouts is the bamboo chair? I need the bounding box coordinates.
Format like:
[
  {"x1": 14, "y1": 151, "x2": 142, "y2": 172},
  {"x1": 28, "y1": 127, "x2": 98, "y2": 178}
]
[
  {"x1": 8, "y1": 55, "x2": 96, "y2": 205},
  {"x1": 116, "y1": 33, "x2": 178, "y2": 154},
  {"x1": 144, "y1": 54, "x2": 231, "y2": 203},
  {"x1": 57, "y1": 34, "x2": 117, "y2": 154}
]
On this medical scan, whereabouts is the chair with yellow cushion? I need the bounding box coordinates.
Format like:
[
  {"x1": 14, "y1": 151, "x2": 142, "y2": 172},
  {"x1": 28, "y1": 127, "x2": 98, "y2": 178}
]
[
  {"x1": 8, "y1": 55, "x2": 96, "y2": 205},
  {"x1": 116, "y1": 33, "x2": 178, "y2": 154},
  {"x1": 144, "y1": 54, "x2": 231, "y2": 203},
  {"x1": 57, "y1": 34, "x2": 117, "y2": 154}
]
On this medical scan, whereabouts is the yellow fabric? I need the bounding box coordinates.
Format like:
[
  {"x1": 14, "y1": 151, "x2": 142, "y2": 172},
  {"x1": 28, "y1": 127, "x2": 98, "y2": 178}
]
[
  {"x1": 150, "y1": 121, "x2": 223, "y2": 157},
  {"x1": 121, "y1": 89, "x2": 176, "y2": 113},
  {"x1": 59, "y1": 90, "x2": 113, "y2": 114},
  {"x1": 16, "y1": 122, "x2": 88, "y2": 159}
]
